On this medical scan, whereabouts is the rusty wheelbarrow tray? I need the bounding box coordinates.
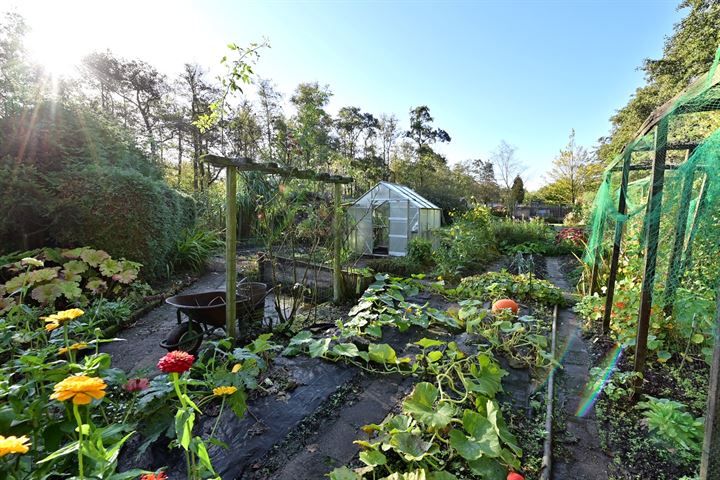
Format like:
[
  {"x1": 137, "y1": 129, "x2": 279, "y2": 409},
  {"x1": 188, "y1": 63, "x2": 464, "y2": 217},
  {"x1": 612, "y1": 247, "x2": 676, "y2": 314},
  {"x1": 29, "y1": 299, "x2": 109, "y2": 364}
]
[{"x1": 160, "y1": 282, "x2": 271, "y2": 353}]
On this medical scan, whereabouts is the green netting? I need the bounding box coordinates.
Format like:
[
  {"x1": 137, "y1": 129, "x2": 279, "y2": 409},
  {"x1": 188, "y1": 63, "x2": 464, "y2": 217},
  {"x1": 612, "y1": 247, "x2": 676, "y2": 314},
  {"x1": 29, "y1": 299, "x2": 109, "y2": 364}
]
[{"x1": 583, "y1": 44, "x2": 720, "y2": 336}]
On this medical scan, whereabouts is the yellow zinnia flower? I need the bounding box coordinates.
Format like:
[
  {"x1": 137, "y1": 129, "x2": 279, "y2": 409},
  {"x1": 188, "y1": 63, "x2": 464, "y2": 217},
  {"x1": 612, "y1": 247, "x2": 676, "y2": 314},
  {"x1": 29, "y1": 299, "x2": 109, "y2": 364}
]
[
  {"x1": 21, "y1": 257, "x2": 43, "y2": 267},
  {"x1": 58, "y1": 342, "x2": 89, "y2": 355},
  {"x1": 231, "y1": 363, "x2": 242, "y2": 373},
  {"x1": 43, "y1": 309, "x2": 85, "y2": 332},
  {"x1": 50, "y1": 375, "x2": 107, "y2": 405},
  {"x1": 213, "y1": 386, "x2": 238, "y2": 397},
  {"x1": 0, "y1": 435, "x2": 30, "y2": 457}
]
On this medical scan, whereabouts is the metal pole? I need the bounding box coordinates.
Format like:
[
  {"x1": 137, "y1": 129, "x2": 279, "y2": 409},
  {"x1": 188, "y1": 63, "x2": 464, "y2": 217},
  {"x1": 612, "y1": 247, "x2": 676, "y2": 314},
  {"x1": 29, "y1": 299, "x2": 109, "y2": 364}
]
[
  {"x1": 333, "y1": 182, "x2": 343, "y2": 304},
  {"x1": 225, "y1": 166, "x2": 238, "y2": 339},
  {"x1": 602, "y1": 149, "x2": 632, "y2": 333},
  {"x1": 700, "y1": 284, "x2": 720, "y2": 479},
  {"x1": 634, "y1": 118, "x2": 668, "y2": 386},
  {"x1": 662, "y1": 149, "x2": 695, "y2": 318}
]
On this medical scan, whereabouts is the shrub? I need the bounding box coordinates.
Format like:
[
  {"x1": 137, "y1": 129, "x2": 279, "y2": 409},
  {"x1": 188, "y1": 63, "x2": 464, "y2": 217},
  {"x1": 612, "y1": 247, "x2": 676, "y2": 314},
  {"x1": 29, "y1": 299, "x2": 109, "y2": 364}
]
[
  {"x1": 169, "y1": 227, "x2": 224, "y2": 274},
  {"x1": 365, "y1": 257, "x2": 421, "y2": 276},
  {"x1": 434, "y1": 206, "x2": 497, "y2": 278},
  {"x1": 407, "y1": 238, "x2": 434, "y2": 267},
  {"x1": 492, "y1": 218, "x2": 555, "y2": 254},
  {"x1": 49, "y1": 166, "x2": 196, "y2": 277}
]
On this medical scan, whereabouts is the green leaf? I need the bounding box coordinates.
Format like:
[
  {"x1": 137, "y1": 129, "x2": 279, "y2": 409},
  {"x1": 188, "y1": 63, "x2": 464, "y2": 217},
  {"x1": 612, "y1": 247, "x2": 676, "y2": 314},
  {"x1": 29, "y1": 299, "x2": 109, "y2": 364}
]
[
  {"x1": 462, "y1": 410, "x2": 501, "y2": 457},
  {"x1": 332, "y1": 343, "x2": 361, "y2": 358},
  {"x1": 429, "y1": 472, "x2": 458, "y2": 480},
  {"x1": 390, "y1": 432, "x2": 433, "y2": 461},
  {"x1": 691, "y1": 333, "x2": 705, "y2": 344},
  {"x1": 308, "y1": 338, "x2": 331, "y2": 358},
  {"x1": 415, "y1": 338, "x2": 445, "y2": 349},
  {"x1": 657, "y1": 350, "x2": 672, "y2": 363},
  {"x1": 427, "y1": 351, "x2": 443, "y2": 362},
  {"x1": 359, "y1": 449, "x2": 387, "y2": 466},
  {"x1": 55, "y1": 278, "x2": 83, "y2": 300},
  {"x1": 63, "y1": 260, "x2": 88, "y2": 275},
  {"x1": 194, "y1": 437, "x2": 216, "y2": 474},
  {"x1": 449, "y1": 429, "x2": 483, "y2": 460},
  {"x1": 30, "y1": 282, "x2": 62, "y2": 304},
  {"x1": 175, "y1": 408, "x2": 195, "y2": 450},
  {"x1": 368, "y1": 343, "x2": 397, "y2": 364},
  {"x1": 81, "y1": 249, "x2": 111, "y2": 267},
  {"x1": 467, "y1": 456, "x2": 507, "y2": 479},
  {"x1": 402, "y1": 382, "x2": 455, "y2": 428},
  {"x1": 329, "y1": 467, "x2": 361, "y2": 480}
]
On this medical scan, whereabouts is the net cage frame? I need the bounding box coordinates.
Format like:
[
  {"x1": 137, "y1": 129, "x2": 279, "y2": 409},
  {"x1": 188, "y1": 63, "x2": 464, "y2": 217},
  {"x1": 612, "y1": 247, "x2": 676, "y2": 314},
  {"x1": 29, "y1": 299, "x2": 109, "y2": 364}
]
[{"x1": 582, "y1": 47, "x2": 720, "y2": 478}]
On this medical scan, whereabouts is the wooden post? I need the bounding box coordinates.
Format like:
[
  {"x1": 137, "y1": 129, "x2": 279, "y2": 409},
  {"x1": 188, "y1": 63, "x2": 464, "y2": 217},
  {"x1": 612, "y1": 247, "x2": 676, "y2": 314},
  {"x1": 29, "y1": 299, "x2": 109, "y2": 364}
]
[
  {"x1": 589, "y1": 207, "x2": 606, "y2": 295},
  {"x1": 662, "y1": 149, "x2": 695, "y2": 318},
  {"x1": 700, "y1": 284, "x2": 720, "y2": 479},
  {"x1": 333, "y1": 182, "x2": 343, "y2": 304},
  {"x1": 634, "y1": 118, "x2": 668, "y2": 384},
  {"x1": 225, "y1": 166, "x2": 238, "y2": 339},
  {"x1": 602, "y1": 149, "x2": 632, "y2": 334}
]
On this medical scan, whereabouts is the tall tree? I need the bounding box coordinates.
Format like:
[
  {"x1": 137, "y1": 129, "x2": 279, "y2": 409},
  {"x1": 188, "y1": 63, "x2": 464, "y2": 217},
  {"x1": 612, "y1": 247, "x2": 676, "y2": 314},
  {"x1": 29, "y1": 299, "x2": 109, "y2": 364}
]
[
  {"x1": 510, "y1": 175, "x2": 525, "y2": 207},
  {"x1": 405, "y1": 105, "x2": 451, "y2": 154},
  {"x1": 378, "y1": 114, "x2": 400, "y2": 176},
  {"x1": 598, "y1": 0, "x2": 720, "y2": 162},
  {"x1": 256, "y1": 78, "x2": 282, "y2": 161},
  {"x1": 545, "y1": 129, "x2": 593, "y2": 205},
  {"x1": 290, "y1": 82, "x2": 333, "y2": 168}
]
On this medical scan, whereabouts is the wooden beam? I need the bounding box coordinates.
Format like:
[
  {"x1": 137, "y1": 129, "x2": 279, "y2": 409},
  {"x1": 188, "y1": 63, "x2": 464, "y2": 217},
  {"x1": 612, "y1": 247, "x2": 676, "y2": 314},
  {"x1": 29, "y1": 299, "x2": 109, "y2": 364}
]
[
  {"x1": 662, "y1": 149, "x2": 696, "y2": 318},
  {"x1": 634, "y1": 118, "x2": 669, "y2": 387},
  {"x1": 201, "y1": 154, "x2": 353, "y2": 184},
  {"x1": 609, "y1": 162, "x2": 681, "y2": 172},
  {"x1": 225, "y1": 166, "x2": 238, "y2": 339},
  {"x1": 602, "y1": 148, "x2": 632, "y2": 334},
  {"x1": 333, "y1": 182, "x2": 343, "y2": 304},
  {"x1": 700, "y1": 283, "x2": 720, "y2": 479}
]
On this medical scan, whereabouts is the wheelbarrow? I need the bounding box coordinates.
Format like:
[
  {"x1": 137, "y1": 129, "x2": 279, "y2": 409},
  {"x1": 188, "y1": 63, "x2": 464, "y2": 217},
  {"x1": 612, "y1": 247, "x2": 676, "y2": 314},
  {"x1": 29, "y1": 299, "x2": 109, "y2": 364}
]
[{"x1": 161, "y1": 282, "x2": 271, "y2": 353}]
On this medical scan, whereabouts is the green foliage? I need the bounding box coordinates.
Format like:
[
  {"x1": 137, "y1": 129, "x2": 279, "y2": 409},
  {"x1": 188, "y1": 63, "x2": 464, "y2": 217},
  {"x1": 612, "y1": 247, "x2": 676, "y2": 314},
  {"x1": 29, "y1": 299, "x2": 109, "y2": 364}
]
[
  {"x1": 49, "y1": 166, "x2": 195, "y2": 277},
  {"x1": 1, "y1": 247, "x2": 143, "y2": 314},
  {"x1": 637, "y1": 396, "x2": 704, "y2": 456},
  {"x1": 491, "y1": 218, "x2": 554, "y2": 255},
  {"x1": 454, "y1": 271, "x2": 565, "y2": 307},
  {"x1": 169, "y1": 227, "x2": 224, "y2": 274},
  {"x1": 406, "y1": 238, "x2": 434, "y2": 267},
  {"x1": 434, "y1": 205, "x2": 497, "y2": 278},
  {"x1": 365, "y1": 257, "x2": 422, "y2": 277}
]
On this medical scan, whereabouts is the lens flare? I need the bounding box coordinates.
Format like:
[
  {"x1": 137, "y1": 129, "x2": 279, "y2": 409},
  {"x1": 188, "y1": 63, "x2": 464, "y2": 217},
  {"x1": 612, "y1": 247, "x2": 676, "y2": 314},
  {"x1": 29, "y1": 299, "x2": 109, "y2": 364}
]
[{"x1": 575, "y1": 344, "x2": 623, "y2": 417}]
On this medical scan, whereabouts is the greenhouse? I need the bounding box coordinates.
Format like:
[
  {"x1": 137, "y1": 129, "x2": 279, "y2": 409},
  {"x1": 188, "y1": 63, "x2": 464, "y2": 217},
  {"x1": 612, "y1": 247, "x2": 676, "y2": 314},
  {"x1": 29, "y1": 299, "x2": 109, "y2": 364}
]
[{"x1": 347, "y1": 182, "x2": 442, "y2": 256}]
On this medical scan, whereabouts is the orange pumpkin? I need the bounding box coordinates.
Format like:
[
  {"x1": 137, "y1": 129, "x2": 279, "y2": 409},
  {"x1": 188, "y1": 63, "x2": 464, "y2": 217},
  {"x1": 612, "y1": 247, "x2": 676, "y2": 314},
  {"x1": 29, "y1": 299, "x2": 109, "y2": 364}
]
[{"x1": 492, "y1": 299, "x2": 519, "y2": 314}]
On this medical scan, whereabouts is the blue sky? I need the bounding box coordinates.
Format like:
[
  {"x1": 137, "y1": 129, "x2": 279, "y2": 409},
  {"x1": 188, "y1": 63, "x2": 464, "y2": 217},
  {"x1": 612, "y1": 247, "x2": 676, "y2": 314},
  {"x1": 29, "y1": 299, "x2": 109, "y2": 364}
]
[{"x1": 7, "y1": 0, "x2": 684, "y2": 188}]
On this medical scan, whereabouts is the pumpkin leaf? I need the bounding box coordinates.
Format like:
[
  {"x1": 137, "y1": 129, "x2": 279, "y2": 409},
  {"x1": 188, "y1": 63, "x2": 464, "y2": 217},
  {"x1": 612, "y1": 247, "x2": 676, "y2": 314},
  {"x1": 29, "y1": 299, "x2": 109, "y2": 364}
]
[
  {"x1": 402, "y1": 382, "x2": 455, "y2": 428},
  {"x1": 359, "y1": 450, "x2": 386, "y2": 466},
  {"x1": 368, "y1": 343, "x2": 397, "y2": 364},
  {"x1": 467, "y1": 456, "x2": 507, "y2": 480},
  {"x1": 389, "y1": 432, "x2": 433, "y2": 461},
  {"x1": 332, "y1": 343, "x2": 361, "y2": 358}
]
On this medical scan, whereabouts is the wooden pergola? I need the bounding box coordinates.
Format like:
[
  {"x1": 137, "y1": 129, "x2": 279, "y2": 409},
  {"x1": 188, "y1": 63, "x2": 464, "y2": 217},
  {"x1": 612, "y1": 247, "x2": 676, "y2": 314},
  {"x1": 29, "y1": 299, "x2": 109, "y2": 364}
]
[
  {"x1": 589, "y1": 60, "x2": 720, "y2": 477},
  {"x1": 201, "y1": 154, "x2": 353, "y2": 340}
]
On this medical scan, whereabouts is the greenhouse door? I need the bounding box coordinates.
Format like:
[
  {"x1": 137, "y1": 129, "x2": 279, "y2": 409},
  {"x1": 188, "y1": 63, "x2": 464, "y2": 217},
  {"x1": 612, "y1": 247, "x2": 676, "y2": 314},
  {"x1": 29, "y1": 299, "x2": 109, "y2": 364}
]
[
  {"x1": 389, "y1": 200, "x2": 409, "y2": 256},
  {"x1": 372, "y1": 201, "x2": 390, "y2": 255}
]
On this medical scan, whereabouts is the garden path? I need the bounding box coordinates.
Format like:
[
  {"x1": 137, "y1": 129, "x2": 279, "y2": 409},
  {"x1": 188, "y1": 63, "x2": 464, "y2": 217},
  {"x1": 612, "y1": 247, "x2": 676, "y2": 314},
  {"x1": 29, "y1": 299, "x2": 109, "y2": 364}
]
[{"x1": 545, "y1": 257, "x2": 610, "y2": 479}]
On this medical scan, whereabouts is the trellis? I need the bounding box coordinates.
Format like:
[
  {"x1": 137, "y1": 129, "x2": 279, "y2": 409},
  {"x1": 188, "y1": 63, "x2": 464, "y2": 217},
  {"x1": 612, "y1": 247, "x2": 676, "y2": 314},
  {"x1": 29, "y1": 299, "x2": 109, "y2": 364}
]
[
  {"x1": 201, "y1": 154, "x2": 353, "y2": 340},
  {"x1": 584, "y1": 48, "x2": 720, "y2": 478}
]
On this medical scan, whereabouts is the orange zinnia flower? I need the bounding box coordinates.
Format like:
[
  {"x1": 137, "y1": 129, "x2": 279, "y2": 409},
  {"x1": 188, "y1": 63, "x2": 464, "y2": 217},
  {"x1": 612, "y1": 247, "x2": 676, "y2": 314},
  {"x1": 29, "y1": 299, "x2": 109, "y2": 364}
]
[{"x1": 50, "y1": 375, "x2": 107, "y2": 405}]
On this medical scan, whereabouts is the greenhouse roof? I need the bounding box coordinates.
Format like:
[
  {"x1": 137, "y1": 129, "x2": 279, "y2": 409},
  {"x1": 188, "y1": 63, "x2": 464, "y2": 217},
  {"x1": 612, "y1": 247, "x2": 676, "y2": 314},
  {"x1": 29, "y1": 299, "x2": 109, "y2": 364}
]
[{"x1": 353, "y1": 182, "x2": 440, "y2": 209}]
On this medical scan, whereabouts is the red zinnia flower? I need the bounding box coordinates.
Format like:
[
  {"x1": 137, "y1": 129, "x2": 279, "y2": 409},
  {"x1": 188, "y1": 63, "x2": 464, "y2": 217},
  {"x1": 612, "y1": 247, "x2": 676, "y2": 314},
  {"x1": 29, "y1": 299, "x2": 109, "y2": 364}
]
[
  {"x1": 125, "y1": 378, "x2": 150, "y2": 392},
  {"x1": 157, "y1": 351, "x2": 195, "y2": 374},
  {"x1": 140, "y1": 472, "x2": 168, "y2": 480},
  {"x1": 615, "y1": 302, "x2": 626, "y2": 309},
  {"x1": 507, "y1": 473, "x2": 524, "y2": 480}
]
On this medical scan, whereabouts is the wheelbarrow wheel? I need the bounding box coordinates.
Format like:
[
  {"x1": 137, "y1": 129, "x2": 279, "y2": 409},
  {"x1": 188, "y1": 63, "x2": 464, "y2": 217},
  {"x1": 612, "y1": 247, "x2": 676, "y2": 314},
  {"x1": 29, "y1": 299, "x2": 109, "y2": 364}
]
[{"x1": 161, "y1": 321, "x2": 204, "y2": 355}]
